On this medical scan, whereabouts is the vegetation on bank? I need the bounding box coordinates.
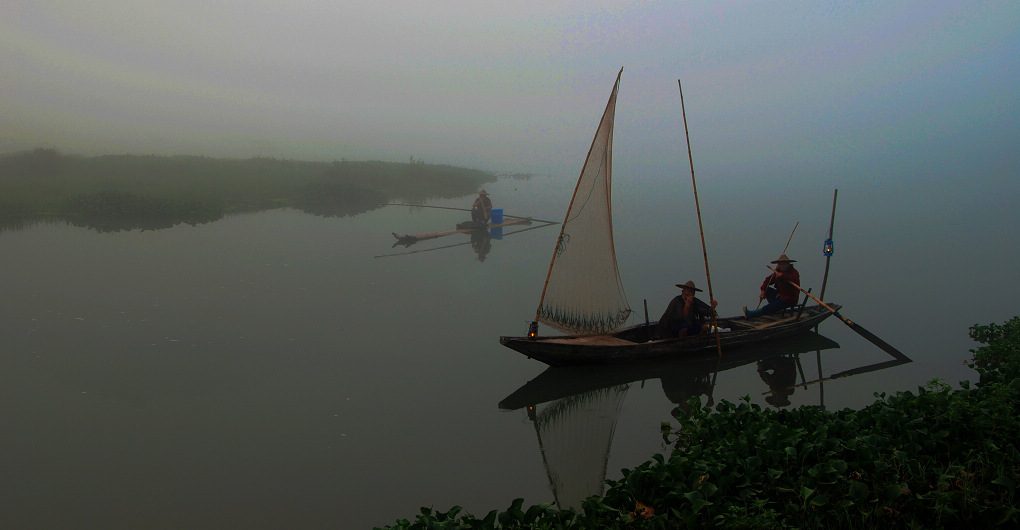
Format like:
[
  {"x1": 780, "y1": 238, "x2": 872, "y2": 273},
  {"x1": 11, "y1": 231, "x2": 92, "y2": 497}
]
[
  {"x1": 0, "y1": 148, "x2": 495, "y2": 232},
  {"x1": 379, "y1": 317, "x2": 1020, "y2": 529}
]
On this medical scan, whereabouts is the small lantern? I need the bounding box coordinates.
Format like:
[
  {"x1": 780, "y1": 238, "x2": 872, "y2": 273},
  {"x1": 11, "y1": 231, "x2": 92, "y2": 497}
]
[
  {"x1": 528, "y1": 321, "x2": 539, "y2": 340},
  {"x1": 823, "y1": 238, "x2": 834, "y2": 257}
]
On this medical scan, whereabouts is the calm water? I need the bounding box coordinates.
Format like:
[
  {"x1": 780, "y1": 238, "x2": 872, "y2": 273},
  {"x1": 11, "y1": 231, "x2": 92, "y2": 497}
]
[{"x1": 2, "y1": 172, "x2": 1016, "y2": 528}]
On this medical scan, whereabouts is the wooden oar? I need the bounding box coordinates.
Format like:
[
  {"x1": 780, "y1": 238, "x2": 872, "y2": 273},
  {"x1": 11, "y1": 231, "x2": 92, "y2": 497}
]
[{"x1": 768, "y1": 267, "x2": 908, "y2": 360}]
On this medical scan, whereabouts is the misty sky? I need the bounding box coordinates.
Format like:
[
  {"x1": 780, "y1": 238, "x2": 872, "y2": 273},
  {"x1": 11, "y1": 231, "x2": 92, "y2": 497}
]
[{"x1": 2, "y1": 1, "x2": 1017, "y2": 182}]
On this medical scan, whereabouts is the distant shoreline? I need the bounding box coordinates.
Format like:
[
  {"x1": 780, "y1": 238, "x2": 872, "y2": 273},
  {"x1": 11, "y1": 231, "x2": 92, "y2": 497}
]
[{"x1": 0, "y1": 148, "x2": 496, "y2": 232}]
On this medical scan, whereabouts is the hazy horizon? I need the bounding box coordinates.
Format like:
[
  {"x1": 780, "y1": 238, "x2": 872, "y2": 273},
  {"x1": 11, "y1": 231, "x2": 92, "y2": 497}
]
[{"x1": 3, "y1": 1, "x2": 1017, "y2": 183}]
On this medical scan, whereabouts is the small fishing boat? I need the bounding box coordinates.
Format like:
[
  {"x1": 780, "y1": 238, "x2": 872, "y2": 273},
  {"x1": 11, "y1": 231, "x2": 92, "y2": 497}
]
[
  {"x1": 499, "y1": 68, "x2": 839, "y2": 366},
  {"x1": 499, "y1": 330, "x2": 841, "y2": 410},
  {"x1": 500, "y1": 304, "x2": 838, "y2": 367},
  {"x1": 391, "y1": 215, "x2": 533, "y2": 247}
]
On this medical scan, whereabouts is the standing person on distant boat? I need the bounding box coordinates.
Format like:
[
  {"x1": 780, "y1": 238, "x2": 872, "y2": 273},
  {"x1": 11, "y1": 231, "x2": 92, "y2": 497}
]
[
  {"x1": 657, "y1": 281, "x2": 718, "y2": 339},
  {"x1": 471, "y1": 190, "x2": 493, "y2": 224},
  {"x1": 744, "y1": 254, "x2": 801, "y2": 318}
]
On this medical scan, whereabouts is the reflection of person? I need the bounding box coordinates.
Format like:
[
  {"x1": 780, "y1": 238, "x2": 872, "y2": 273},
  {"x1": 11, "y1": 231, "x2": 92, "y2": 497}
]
[
  {"x1": 661, "y1": 373, "x2": 714, "y2": 414},
  {"x1": 657, "y1": 281, "x2": 718, "y2": 339},
  {"x1": 470, "y1": 230, "x2": 491, "y2": 262},
  {"x1": 744, "y1": 254, "x2": 801, "y2": 318},
  {"x1": 471, "y1": 190, "x2": 492, "y2": 224},
  {"x1": 757, "y1": 355, "x2": 797, "y2": 407}
]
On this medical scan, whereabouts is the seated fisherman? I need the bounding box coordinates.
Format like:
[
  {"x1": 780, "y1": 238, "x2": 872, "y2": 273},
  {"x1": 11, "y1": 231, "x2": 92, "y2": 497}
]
[
  {"x1": 657, "y1": 280, "x2": 718, "y2": 339},
  {"x1": 471, "y1": 190, "x2": 492, "y2": 224},
  {"x1": 744, "y1": 253, "x2": 801, "y2": 318}
]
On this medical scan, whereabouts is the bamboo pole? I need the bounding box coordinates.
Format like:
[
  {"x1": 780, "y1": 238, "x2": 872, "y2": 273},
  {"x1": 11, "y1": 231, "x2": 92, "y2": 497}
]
[
  {"x1": 381, "y1": 203, "x2": 560, "y2": 225},
  {"x1": 678, "y1": 79, "x2": 722, "y2": 358},
  {"x1": 784, "y1": 221, "x2": 799, "y2": 254}
]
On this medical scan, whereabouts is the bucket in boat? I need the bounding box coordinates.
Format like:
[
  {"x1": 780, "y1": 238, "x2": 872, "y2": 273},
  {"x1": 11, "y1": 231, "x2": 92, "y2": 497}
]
[{"x1": 490, "y1": 208, "x2": 503, "y2": 224}]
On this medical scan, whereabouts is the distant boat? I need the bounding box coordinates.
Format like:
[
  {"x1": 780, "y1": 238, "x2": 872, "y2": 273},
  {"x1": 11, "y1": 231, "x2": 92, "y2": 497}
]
[
  {"x1": 391, "y1": 216, "x2": 533, "y2": 247},
  {"x1": 499, "y1": 68, "x2": 837, "y2": 366}
]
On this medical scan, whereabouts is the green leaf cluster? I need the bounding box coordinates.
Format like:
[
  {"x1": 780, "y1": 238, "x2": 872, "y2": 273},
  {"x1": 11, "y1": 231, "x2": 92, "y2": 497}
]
[
  {"x1": 379, "y1": 316, "x2": 1020, "y2": 529},
  {"x1": 967, "y1": 316, "x2": 1020, "y2": 386}
]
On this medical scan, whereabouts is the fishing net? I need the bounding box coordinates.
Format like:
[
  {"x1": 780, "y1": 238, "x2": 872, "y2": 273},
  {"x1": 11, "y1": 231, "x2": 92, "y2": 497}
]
[{"x1": 536, "y1": 69, "x2": 631, "y2": 334}]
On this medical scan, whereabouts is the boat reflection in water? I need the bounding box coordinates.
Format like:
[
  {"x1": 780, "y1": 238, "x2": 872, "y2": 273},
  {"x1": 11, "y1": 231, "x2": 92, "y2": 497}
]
[
  {"x1": 378, "y1": 217, "x2": 558, "y2": 262},
  {"x1": 499, "y1": 332, "x2": 912, "y2": 510}
]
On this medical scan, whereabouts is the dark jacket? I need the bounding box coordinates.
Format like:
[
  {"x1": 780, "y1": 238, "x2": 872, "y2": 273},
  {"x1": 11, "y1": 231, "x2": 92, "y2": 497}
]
[
  {"x1": 471, "y1": 196, "x2": 492, "y2": 222},
  {"x1": 657, "y1": 295, "x2": 714, "y2": 338}
]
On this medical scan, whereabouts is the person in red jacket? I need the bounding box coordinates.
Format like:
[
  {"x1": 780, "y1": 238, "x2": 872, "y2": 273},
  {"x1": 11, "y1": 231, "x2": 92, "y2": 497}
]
[{"x1": 743, "y1": 254, "x2": 801, "y2": 318}]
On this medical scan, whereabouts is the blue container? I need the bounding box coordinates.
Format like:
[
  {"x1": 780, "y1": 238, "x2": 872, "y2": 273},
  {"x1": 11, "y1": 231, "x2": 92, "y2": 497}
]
[{"x1": 490, "y1": 208, "x2": 503, "y2": 224}]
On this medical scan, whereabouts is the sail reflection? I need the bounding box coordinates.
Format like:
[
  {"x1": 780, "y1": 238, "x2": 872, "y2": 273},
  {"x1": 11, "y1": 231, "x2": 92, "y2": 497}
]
[
  {"x1": 527, "y1": 386, "x2": 628, "y2": 511},
  {"x1": 500, "y1": 332, "x2": 912, "y2": 510}
]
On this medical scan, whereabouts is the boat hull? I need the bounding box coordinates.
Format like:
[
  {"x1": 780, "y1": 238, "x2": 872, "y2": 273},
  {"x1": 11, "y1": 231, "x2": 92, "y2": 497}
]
[
  {"x1": 498, "y1": 331, "x2": 840, "y2": 410},
  {"x1": 499, "y1": 304, "x2": 840, "y2": 367}
]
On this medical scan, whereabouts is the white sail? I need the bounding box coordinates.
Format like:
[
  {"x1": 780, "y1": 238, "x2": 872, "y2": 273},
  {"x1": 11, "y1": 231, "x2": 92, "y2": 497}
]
[{"x1": 535, "y1": 68, "x2": 631, "y2": 334}]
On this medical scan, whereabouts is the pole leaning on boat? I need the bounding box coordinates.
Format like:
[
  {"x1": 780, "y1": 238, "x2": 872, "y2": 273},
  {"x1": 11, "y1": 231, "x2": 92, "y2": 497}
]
[{"x1": 678, "y1": 79, "x2": 723, "y2": 358}]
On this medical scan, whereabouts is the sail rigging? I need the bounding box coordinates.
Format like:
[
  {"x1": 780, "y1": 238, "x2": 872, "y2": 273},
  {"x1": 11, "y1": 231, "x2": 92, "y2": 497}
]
[{"x1": 534, "y1": 68, "x2": 631, "y2": 334}]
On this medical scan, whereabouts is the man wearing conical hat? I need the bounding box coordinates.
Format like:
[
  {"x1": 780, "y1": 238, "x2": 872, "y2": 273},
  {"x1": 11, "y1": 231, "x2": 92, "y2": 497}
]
[
  {"x1": 657, "y1": 280, "x2": 719, "y2": 339},
  {"x1": 744, "y1": 254, "x2": 801, "y2": 318},
  {"x1": 471, "y1": 189, "x2": 493, "y2": 224}
]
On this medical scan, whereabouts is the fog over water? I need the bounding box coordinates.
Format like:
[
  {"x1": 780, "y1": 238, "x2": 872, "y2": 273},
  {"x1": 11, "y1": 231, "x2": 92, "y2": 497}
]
[
  {"x1": 2, "y1": 1, "x2": 1019, "y2": 527},
  {"x1": 1, "y1": 171, "x2": 1016, "y2": 528},
  {"x1": 3, "y1": 1, "x2": 1015, "y2": 269},
  {"x1": 0, "y1": 131, "x2": 1015, "y2": 528},
  {"x1": 2, "y1": 2, "x2": 1017, "y2": 178}
]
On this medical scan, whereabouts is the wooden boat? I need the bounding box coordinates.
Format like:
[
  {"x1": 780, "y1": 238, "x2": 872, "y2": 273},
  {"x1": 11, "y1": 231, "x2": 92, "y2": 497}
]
[
  {"x1": 501, "y1": 304, "x2": 838, "y2": 367},
  {"x1": 499, "y1": 330, "x2": 841, "y2": 410},
  {"x1": 499, "y1": 68, "x2": 839, "y2": 366},
  {"x1": 391, "y1": 216, "x2": 532, "y2": 247}
]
